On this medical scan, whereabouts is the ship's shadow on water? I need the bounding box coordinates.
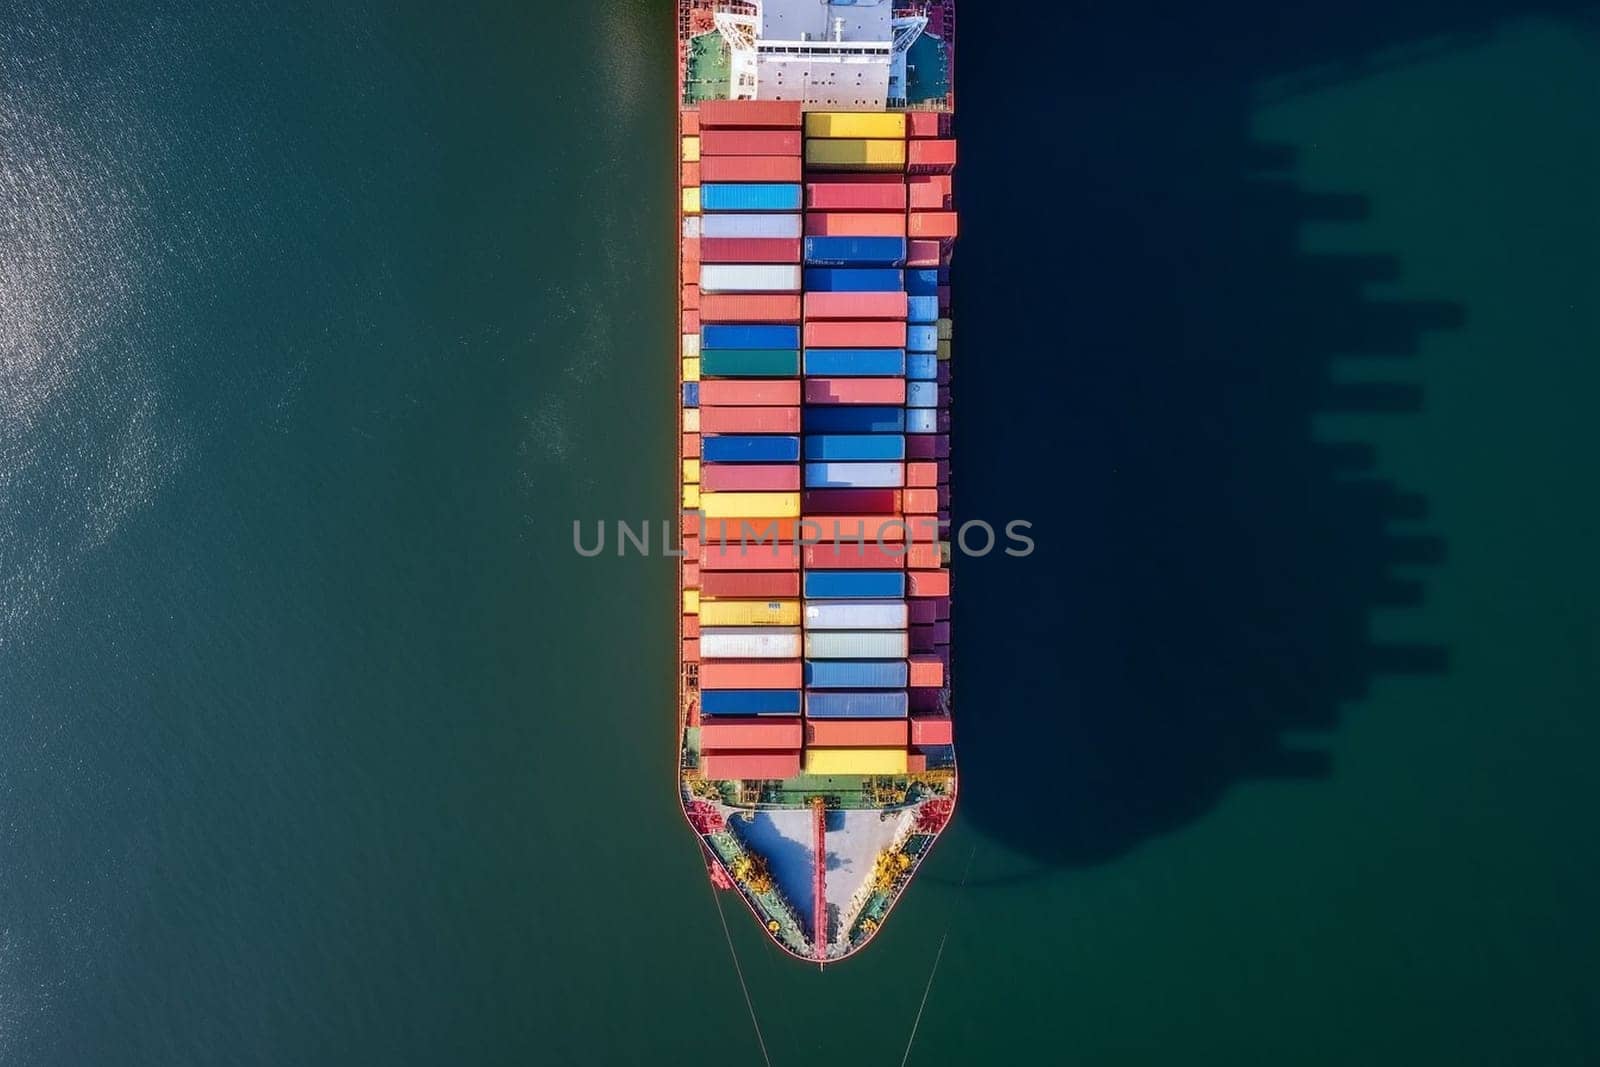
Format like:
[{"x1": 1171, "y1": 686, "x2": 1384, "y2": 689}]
[{"x1": 948, "y1": 0, "x2": 1582, "y2": 873}]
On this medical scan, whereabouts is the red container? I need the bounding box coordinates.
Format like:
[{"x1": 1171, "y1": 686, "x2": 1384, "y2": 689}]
[
  {"x1": 701, "y1": 463, "x2": 802, "y2": 492},
  {"x1": 700, "y1": 541, "x2": 800, "y2": 571},
  {"x1": 906, "y1": 239, "x2": 942, "y2": 267},
  {"x1": 681, "y1": 535, "x2": 700, "y2": 562},
  {"x1": 698, "y1": 99, "x2": 803, "y2": 128},
  {"x1": 909, "y1": 714, "x2": 954, "y2": 746},
  {"x1": 802, "y1": 541, "x2": 908, "y2": 569},
  {"x1": 804, "y1": 291, "x2": 908, "y2": 320},
  {"x1": 908, "y1": 655, "x2": 944, "y2": 688},
  {"x1": 804, "y1": 212, "x2": 907, "y2": 237},
  {"x1": 701, "y1": 155, "x2": 804, "y2": 182},
  {"x1": 803, "y1": 320, "x2": 907, "y2": 348},
  {"x1": 907, "y1": 569, "x2": 950, "y2": 597},
  {"x1": 904, "y1": 488, "x2": 938, "y2": 513},
  {"x1": 906, "y1": 461, "x2": 937, "y2": 487},
  {"x1": 699, "y1": 750, "x2": 802, "y2": 780},
  {"x1": 699, "y1": 129, "x2": 802, "y2": 156},
  {"x1": 697, "y1": 406, "x2": 801, "y2": 433},
  {"x1": 681, "y1": 432, "x2": 700, "y2": 458},
  {"x1": 908, "y1": 139, "x2": 957, "y2": 171},
  {"x1": 905, "y1": 435, "x2": 934, "y2": 460},
  {"x1": 683, "y1": 637, "x2": 700, "y2": 663},
  {"x1": 681, "y1": 283, "x2": 700, "y2": 311},
  {"x1": 804, "y1": 378, "x2": 906, "y2": 405},
  {"x1": 906, "y1": 752, "x2": 927, "y2": 773},
  {"x1": 905, "y1": 543, "x2": 942, "y2": 569},
  {"x1": 804, "y1": 181, "x2": 907, "y2": 211},
  {"x1": 682, "y1": 310, "x2": 699, "y2": 333},
  {"x1": 909, "y1": 212, "x2": 958, "y2": 239},
  {"x1": 683, "y1": 615, "x2": 701, "y2": 638},
  {"x1": 700, "y1": 237, "x2": 802, "y2": 264},
  {"x1": 804, "y1": 719, "x2": 909, "y2": 747},
  {"x1": 700, "y1": 718, "x2": 804, "y2": 750},
  {"x1": 698, "y1": 379, "x2": 802, "y2": 406},
  {"x1": 681, "y1": 562, "x2": 700, "y2": 589},
  {"x1": 907, "y1": 175, "x2": 951, "y2": 210},
  {"x1": 681, "y1": 110, "x2": 700, "y2": 135},
  {"x1": 802, "y1": 515, "x2": 913, "y2": 545},
  {"x1": 902, "y1": 516, "x2": 943, "y2": 543},
  {"x1": 682, "y1": 237, "x2": 701, "y2": 266},
  {"x1": 698, "y1": 660, "x2": 804, "y2": 690},
  {"x1": 699, "y1": 570, "x2": 801, "y2": 598},
  {"x1": 803, "y1": 489, "x2": 901, "y2": 514},
  {"x1": 699, "y1": 293, "x2": 800, "y2": 323},
  {"x1": 906, "y1": 111, "x2": 941, "y2": 138},
  {"x1": 681, "y1": 162, "x2": 700, "y2": 187},
  {"x1": 681, "y1": 512, "x2": 702, "y2": 538}
]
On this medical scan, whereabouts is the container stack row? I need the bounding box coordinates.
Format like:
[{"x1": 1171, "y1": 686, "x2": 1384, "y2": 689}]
[
  {"x1": 682, "y1": 101, "x2": 956, "y2": 782},
  {"x1": 682, "y1": 100, "x2": 808, "y2": 782}
]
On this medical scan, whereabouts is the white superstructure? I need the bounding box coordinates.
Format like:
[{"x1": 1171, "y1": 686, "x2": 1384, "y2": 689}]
[{"x1": 714, "y1": 0, "x2": 927, "y2": 109}]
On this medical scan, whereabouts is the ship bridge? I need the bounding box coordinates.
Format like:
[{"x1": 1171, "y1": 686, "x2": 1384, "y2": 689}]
[{"x1": 713, "y1": 0, "x2": 927, "y2": 109}]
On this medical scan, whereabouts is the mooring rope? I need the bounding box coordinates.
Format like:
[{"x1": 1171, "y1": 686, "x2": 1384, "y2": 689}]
[
  {"x1": 710, "y1": 879, "x2": 774, "y2": 1067},
  {"x1": 900, "y1": 845, "x2": 977, "y2": 1067}
]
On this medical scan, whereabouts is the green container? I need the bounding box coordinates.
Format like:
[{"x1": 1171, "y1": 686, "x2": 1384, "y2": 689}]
[{"x1": 699, "y1": 348, "x2": 801, "y2": 378}]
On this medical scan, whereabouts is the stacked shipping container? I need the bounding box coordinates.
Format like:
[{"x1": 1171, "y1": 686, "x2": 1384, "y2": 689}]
[{"x1": 683, "y1": 101, "x2": 955, "y2": 782}]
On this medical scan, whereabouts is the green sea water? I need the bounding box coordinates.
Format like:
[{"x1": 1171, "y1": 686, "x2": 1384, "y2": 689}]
[{"x1": 0, "y1": 2, "x2": 1595, "y2": 1064}]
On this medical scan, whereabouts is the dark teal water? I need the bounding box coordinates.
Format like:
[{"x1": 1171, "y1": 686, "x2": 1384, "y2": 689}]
[{"x1": 1, "y1": 2, "x2": 1596, "y2": 1064}]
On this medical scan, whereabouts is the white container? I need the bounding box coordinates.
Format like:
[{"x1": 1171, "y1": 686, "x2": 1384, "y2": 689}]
[
  {"x1": 906, "y1": 381, "x2": 937, "y2": 408},
  {"x1": 803, "y1": 600, "x2": 909, "y2": 630},
  {"x1": 682, "y1": 216, "x2": 702, "y2": 238},
  {"x1": 698, "y1": 264, "x2": 803, "y2": 294},
  {"x1": 804, "y1": 630, "x2": 910, "y2": 659},
  {"x1": 906, "y1": 407, "x2": 937, "y2": 433},
  {"x1": 804, "y1": 461, "x2": 905, "y2": 488},
  {"x1": 701, "y1": 213, "x2": 803, "y2": 239},
  {"x1": 699, "y1": 626, "x2": 803, "y2": 659}
]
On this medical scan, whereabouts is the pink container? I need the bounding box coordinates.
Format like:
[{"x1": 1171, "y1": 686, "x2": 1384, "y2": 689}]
[
  {"x1": 907, "y1": 139, "x2": 957, "y2": 171},
  {"x1": 699, "y1": 129, "x2": 802, "y2": 155},
  {"x1": 700, "y1": 155, "x2": 803, "y2": 182},
  {"x1": 697, "y1": 406, "x2": 801, "y2": 433},
  {"x1": 701, "y1": 238, "x2": 803, "y2": 264},
  {"x1": 698, "y1": 380, "x2": 802, "y2": 406},
  {"x1": 908, "y1": 175, "x2": 951, "y2": 210},
  {"x1": 910, "y1": 714, "x2": 954, "y2": 746},
  {"x1": 803, "y1": 320, "x2": 908, "y2": 348},
  {"x1": 908, "y1": 569, "x2": 950, "y2": 597},
  {"x1": 903, "y1": 488, "x2": 938, "y2": 513},
  {"x1": 697, "y1": 99, "x2": 803, "y2": 128},
  {"x1": 804, "y1": 291, "x2": 908, "y2": 320},
  {"x1": 804, "y1": 212, "x2": 907, "y2": 237},
  {"x1": 906, "y1": 461, "x2": 938, "y2": 487},
  {"x1": 698, "y1": 660, "x2": 804, "y2": 690},
  {"x1": 700, "y1": 464, "x2": 802, "y2": 492},
  {"x1": 699, "y1": 751, "x2": 803, "y2": 779},
  {"x1": 804, "y1": 181, "x2": 907, "y2": 211},
  {"x1": 802, "y1": 541, "x2": 908, "y2": 570},
  {"x1": 700, "y1": 718, "x2": 804, "y2": 750},
  {"x1": 906, "y1": 112, "x2": 941, "y2": 138},
  {"x1": 804, "y1": 378, "x2": 906, "y2": 405},
  {"x1": 909, "y1": 212, "x2": 958, "y2": 239},
  {"x1": 906, "y1": 240, "x2": 942, "y2": 267},
  {"x1": 700, "y1": 541, "x2": 800, "y2": 571}
]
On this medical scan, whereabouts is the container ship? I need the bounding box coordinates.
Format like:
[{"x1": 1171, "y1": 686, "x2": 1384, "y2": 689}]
[{"x1": 676, "y1": 0, "x2": 957, "y2": 964}]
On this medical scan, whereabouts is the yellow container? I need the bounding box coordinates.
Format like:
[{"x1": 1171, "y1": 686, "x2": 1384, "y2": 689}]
[
  {"x1": 804, "y1": 138, "x2": 906, "y2": 171},
  {"x1": 682, "y1": 186, "x2": 701, "y2": 214},
  {"x1": 682, "y1": 408, "x2": 701, "y2": 433},
  {"x1": 936, "y1": 317, "x2": 954, "y2": 340},
  {"x1": 700, "y1": 599, "x2": 801, "y2": 627},
  {"x1": 804, "y1": 112, "x2": 907, "y2": 139},
  {"x1": 683, "y1": 484, "x2": 701, "y2": 509},
  {"x1": 683, "y1": 357, "x2": 700, "y2": 382},
  {"x1": 682, "y1": 459, "x2": 700, "y2": 483},
  {"x1": 683, "y1": 589, "x2": 700, "y2": 614},
  {"x1": 700, "y1": 492, "x2": 800, "y2": 518},
  {"x1": 682, "y1": 333, "x2": 701, "y2": 358},
  {"x1": 936, "y1": 339, "x2": 952, "y2": 361},
  {"x1": 681, "y1": 135, "x2": 700, "y2": 162},
  {"x1": 804, "y1": 747, "x2": 909, "y2": 775}
]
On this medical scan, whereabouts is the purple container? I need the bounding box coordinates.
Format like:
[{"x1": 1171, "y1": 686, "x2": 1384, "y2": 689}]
[
  {"x1": 937, "y1": 409, "x2": 952, "y2": 432},
  {"x1": 933, "y1": 434, "x2": 950, "y2": 458},
  {"x1": 937, "y1": 363, "x2": 952, "y2": 385},
  {"x1": 906, "y1": 435, "x2": 934, "y2": 459},
  {"x1": 910, "y1": 624, "x2": 939, "y2": 652},
  {"x1": 938, "y1": 486, "x2": 951, "y2": 509},
  {"x1": 909, "y1": 599, "x2": 939, "y2": 625},
  {"x1": 933, "y1": 596, "x2": 951, "y2": 621},
  {"x1": 938, "y1": 385, "x2": 952, "y2": 407},
  {"x1": 936, "y1": 459, "x2": 951, "y2": 483},
  {"x1": 909, "y1": 687, "x2": 946, "y2": 713}
]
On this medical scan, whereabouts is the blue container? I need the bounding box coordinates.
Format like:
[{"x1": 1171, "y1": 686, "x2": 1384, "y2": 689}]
[
  {"x1": 803, "y1": 236, "x2": 907, "y2": 268},
  {"x1": 700, "y1": 435, "x2": 802, "y2": 463},
  {"x1": 905, "y1": 408, "x2": 937, "y2": 434},
  {"x1": 804, "y1": 570, "x2": 907, "y2": 599},
  {"x1": 805, "y1": 660, "x2": 910, "y2": 689},
  {"x1": 805, "y1": 434, "x2": 906, "y2": 461},
  {"x1": 906, "y1": 381, "x2": 938, "y2": 408},
  {"x1": 803, "y1": 268, "x2": 905, "y2": 292},
  {"x1": 701, "y1": 324, "x2": 800, "y2": 350},
  {"x1": 905, "y1": 268, "x2": 939, "y2": 296},
  {"x1": 906, "y1": 354, "x2": 938, "y2": 380},
  {"x1": 906, "y1": 295, "x2": 939, "y2": 323},
  {"x1": 804, "y1": 461, "x2": 905, "y2": 488},
  {"x1": 701, "y1": 689, "x2": 804, "y2": 716},
  {"x1": 682, "y1": 382, "x2": 699, "y2": 407},
  {"x1": 803, "y1": 405, "x2": 905, "y2": 434},
  {"x1": 906, "y1": 324, "x2": 939, "y2": 352},
  {"x1": 700, "y1": 183, "x2": 804, "y2": 212},
  {"x1": 803, "y1": 348, "x2": 906, "y2": 376},
  {"x1": 804, "y1": 691, "x2": 910, "y2": 719}
]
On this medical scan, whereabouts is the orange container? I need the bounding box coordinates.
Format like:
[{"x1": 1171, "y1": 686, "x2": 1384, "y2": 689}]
[
  {"x1": 681, "y1": 512, "x2": 702, "y2": 538},
  {"x1": 909, "y1": 212, "x2": 958, "y2": 239},
  {"x1": 681, "y1": 162, "x2": 701, "y2": 187},
  {"x1": 804, "y1": 291, "x2": 908, "y2": 320},
  {"x1": 682, "y1": 310, "x2": 699, "y2": 334},
  {"x1": 698, "y1": 99, "x2": 803, "y2": 128},
  {"x1": 700, "y1": 541, "x2": 799, "y2": 571},
  {"x1": 698, "y1": 659, "x2": 804, "y2": 690},
  {"x1": 906, "y1": 752, "x2": 928, "y2": 773},
  {"x1": 907, "y1": 569, "x2": 950, "y2": 597},
  {"x1": 681, "y1": 236, "x2": 701, "y2": 266},
  {"x1": 701, "y1": 155, "x2": 803, "y2": 183},
  {"x1": 698, "y1": 379, "x2": 802, "y2": 406},
  {"x1": 700, "y1": 718, "x2": 804, "y2": 750},
  {"x1": 903, "y1": 488, "x2": 938, "y2": 513},
  {"x1": 682, "y1": 615, "x2": 701, "y2": 639},
  {"x1": 702, "y1": 518, "x2": 800, "y2": 542},
  {"x1": 681, "y1": 562, "x2": 700, "y2": 589},
  {"x1": 699, "y1": 750, "x2": 802, "y2": 780},
  {"x1": 803, "y1": 320, "x2": 907, "y2": 348},
  {"x1": 906, "y1": 543, "x2": 942, "y2": 569},
  {"x1": 681, "y1": 433, "x2": 700, "y2": 458},
  {"x1": 804, "y1": 212, "x2": 907, "y2": 237},
  {"x1": 681, "y1": 283, "x2": 700, "y2": 311},
  {"x1": 908, "y1": 139, "x2": 956, "y2": 170},
  {"x1": 906, "y1": 462, "x2": 938, "y2": 487},
  {"x1": 802, "y1": 542, "x2": 908, "y2": 569},
  {"x1": 681, "y1": 110, "x2": 700, "y2": 135},
  {"x1": 699, "y1": 293, "x2": 801, "y2": 323},
  {"x1": 682, "y1": 637, "x2": 700, "y2": 663},
  {"x1": 907, "y1": 176, "x2": 951, "y2": 210},
  {"x1": 697, "y1": 406, "x2": 801, "y2": 434},
  {"x1": 908, "y1": 655, "x2": 944, "y2": 688},
  {"x1": 804, "y1": 719, "x2": 909, "y2": 746},
  {"x1": 682, "y1": 536, "x2": 700, "y2": 562},
  {"x1": 909, "y1": 715, "x2": 953, "y2": 746}
]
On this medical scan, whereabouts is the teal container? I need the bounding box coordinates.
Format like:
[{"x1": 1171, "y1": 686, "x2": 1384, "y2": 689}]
[{"x1": 699, "y1": 348, "x2": 801, "y2": 378}]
